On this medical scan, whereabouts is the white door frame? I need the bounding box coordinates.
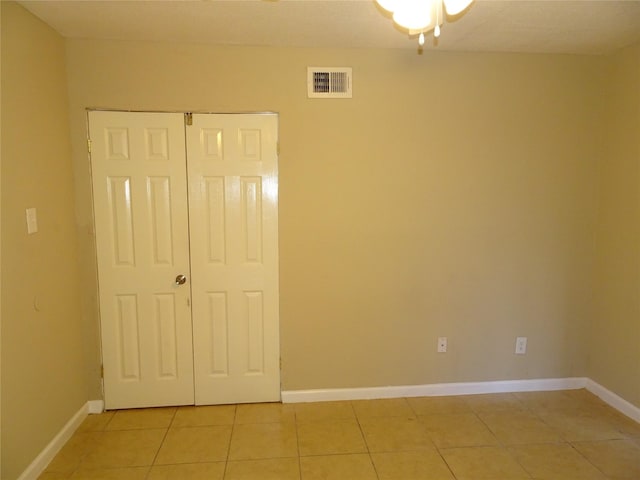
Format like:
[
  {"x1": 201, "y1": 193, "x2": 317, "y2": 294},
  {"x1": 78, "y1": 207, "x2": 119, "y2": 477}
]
[{"x1": 89, "y1": 110, "x2": 281, "y2": 408}]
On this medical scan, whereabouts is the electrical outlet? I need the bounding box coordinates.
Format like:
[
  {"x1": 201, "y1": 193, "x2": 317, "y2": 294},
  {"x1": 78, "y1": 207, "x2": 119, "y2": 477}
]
[
  {"x1": 515, "y1": 336, "x2": 527, "y2": 355},
  {"x1": 437, "y1": 337, "x2": 448, "y2": 353}
]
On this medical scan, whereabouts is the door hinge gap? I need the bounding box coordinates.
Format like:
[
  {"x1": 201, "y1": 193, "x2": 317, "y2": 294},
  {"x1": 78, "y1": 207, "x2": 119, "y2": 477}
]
[
  {"x1": 87, "y1": 139, "x2": 92, "y2": 153},
  {"x1": 100, "y1": 365, "x2": 104, "y2": 378},
  {"x1": 185, "y1": 112, "x2": 193, "y2": 126}
]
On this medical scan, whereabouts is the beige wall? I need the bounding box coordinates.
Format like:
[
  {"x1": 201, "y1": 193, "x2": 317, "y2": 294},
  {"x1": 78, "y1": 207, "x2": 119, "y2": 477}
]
[
  {"x1": 0, "y1": 7, "x2": 636, "y2": 474},
  {"x1": 591, "y1": 44, "x2": 640, "y2": 407},
  {"x1": 1, "y1": 3, "x2": 86, "y2": 479},
  {"x1": 65, "y1": 39, "x2": 603, "y2": 397}
]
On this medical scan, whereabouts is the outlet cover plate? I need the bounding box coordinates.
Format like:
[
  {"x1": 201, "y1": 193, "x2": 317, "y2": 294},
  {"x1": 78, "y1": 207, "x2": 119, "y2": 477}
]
[
  {"x1": 437, "y1": 337, "x2": 448, "y2": 353},
  {"x1": 515, "y1": 336, "x2": 528, "y2": 355}
]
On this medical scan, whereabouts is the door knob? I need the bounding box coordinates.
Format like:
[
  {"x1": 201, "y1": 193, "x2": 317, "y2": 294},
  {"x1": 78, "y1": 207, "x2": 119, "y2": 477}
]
[{"x1": 175, "y1": 274, "x2": 187, "y2": 285}]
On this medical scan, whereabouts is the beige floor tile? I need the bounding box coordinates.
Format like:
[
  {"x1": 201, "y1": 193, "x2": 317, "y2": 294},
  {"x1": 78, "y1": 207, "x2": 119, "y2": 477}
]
[
  {"x1": 228, "y1": 422, "x2": 298, "y2": 460},
  {"x1": 440, "y1": 446, "x2": 531, "y2": 479},
  {"x1": 352, "y1": 398, "x2": 415, "y2": 419},
  {"x1": 172, "y1": 405, "x2": 236, "y2": 427},
  {"x1": 540, "y1": 410, "x2": 625, "y2": 441},
  {"x1": 514, "y1": 390, "x2": 580, "y2": 413},
  {"x1": 155, "y1": 425, "x2": 232, "y2": 464},
  {"x1": 300, "y1": 454, "x2": 377, "y2": 480},
  {"x1": 81, "y1": 429, "x2": 166, "y2": 468},
  {"x1": 235, "y1": 402, "x2": 295, "y2": 424},
  {"x1": 294, "y1": 401, "x2": 355, "y2": 423},
  {"x1": 464, "y1": 393, "x2": 526, "y2": 413},
  {"x1": 603, "y1": 410, "x2": 640, "y2": 437},
  {"x1": 225, "y1": 458, "x2": 301, "y2": 480},
  {"x1": 563, "y1": 389, "x2": 610, "y2": 409},
  {"x1": 147, "y1": 462, "x2": 225, "y2": 480},
  {"x1": 573, "y1": 439, "x2": 640, "y2": 479},
  {"x1": 106, "y1": 407, "x2": 176, "y2": 430},
  {"x1": 371, "y1": 451, "x2": 455, "y2": 480},
  {"x1": 38, "y1": 473, "x2": 69, "y2": 480},
  {"x1": 509, "y1": 443, "x2": 607, "y2": 479},
  {"x1": 480, "y1": 411, "x2": 561, "y2": 445},
  {"x1": 420, "y1": 413, "x2": 499, "y2": 448},
  {"x1": 360, "y1": 416, "x2": 434, "y2": 452},
  {"x1": 45, "y1": 431, "x2": 102, "y2": 474},
  {"x1": 69, "y1": 466, "x2": 150, "y2": 480},
  {"x1": 297, "y1": 420, "x2": 367, "y2": 456},
  {"x1": 407, "y1": 396, "x2": 472, "y2": 415},
  {"x1": 76, "y1": 412, "x2": 115, "y2": 432}
]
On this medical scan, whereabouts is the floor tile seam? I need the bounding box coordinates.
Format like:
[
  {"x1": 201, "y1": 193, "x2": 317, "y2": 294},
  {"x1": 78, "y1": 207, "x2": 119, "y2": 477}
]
[
  {"x1": 102, "y1": 411, "x2": 117, "y2": 430},
  {"x1": 353, "y1": 413, "x2": 419, "y2": 422},
  {"x1": 424, "y1": 444, "x2": 460, "y2": 480},
  {"x1": 566, "y1": 438, "x2": 614, "y2": 479},
  {"x1": 71, "y1": 464, "x2": 152, "y2": 472},
  {"x1": 364, "y1": 451, "x2": 381, "y2": 480},
  {"x1": 292, "y1": 411, "x2": 304, "y2": 480},
  {"x1": 76, "y1": 431, "x2": 168, "y2": 470},
  {"x1": 479, "y1": 411, "x2": 569, "y2": 445},
  {"x1": 405, "y1": 397, "x2": 421, "y2": 417},
  {"x1": 295, "y1": 417, "x2": 360, "y2": 427},
  {"x1": 299, "y1": 445, "x2": 370, "y2": 457},
  {"x1": 103, "y1": 426, "x2": 173, "y2": 432},
  {"x1": 44, "y1": 432, "x2": 103, "y2": 478},
  {"x1": 429, "y1": 439, "x2": 504, "y2": 450},
  {"x1": 504, "y1": 444, "x2": 549, "y2": 480},
  {"x1": 473, "y1": 408, "x2": 511, "y2": 447},
  {"x1": 221, "y1": 408, "x2": 237, "y2": 480},
  {"x1": 533, "y1": 410, "x2": 603, "y2": 443},
  {"x1": 355, "y1": 413, "x2": 369, "y2": 452},
  {"x1": 493, "y1": 437, "x2": 567, "y2": 449},
  {"x1": 564, "y1": 431, "x2": 630, "y2": 444},
  {"x1": 443, "y1": 442, "x2": 538, "y2": 480},
  {"x1": 148, "y1": 459, "x2": 229, "y2": 466},
  {"x1": 235, "y1": 419, "x2": 296, "y2": 426},
  {"x1": 297, "y1": 451, "x2": 377, "y2": 459},
  {"x1": 433, "y1": 445, "x2": 468, "y2": 480},
  {"x1": 169, "y1": 422, "x2": 235, "y2": 429},
  {"x1": 435, "y1": 409, "x2": 498, "y2": 437},
  {"x1": 142, "y1": 463, "x2": 154, "y2": 480}
]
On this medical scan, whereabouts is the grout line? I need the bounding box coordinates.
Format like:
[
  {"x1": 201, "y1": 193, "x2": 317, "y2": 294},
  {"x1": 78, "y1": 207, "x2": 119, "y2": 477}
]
[
  {"x1": 350, "y1": 400, "x2": 382, "y2": 480},
  {"x1": 221, "y1": 404, "x2": 238, "y2": 478},
  {"x1": 148, "y1": 408, "x2": 178, "y2": 471},
  {"x1": 294, "y1": 408, "x2": 304, "y2": 480},
  {"x1": 567, "y1": 441, "x2": 611, "y2": 479},
  {"x1": 43, "y1": 392, "x2": 638, "y2": 480}
]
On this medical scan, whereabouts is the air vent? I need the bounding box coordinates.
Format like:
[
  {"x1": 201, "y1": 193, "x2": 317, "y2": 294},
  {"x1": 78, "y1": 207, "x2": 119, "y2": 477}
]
[{"x1": 307, "y1": 67, "x2": 352, "y2": 98}]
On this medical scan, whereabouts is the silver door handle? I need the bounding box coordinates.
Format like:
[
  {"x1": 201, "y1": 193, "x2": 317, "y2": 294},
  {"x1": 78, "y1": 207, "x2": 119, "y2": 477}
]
[{"x1": 175, "y1": 274, "x2": 187, "y2": 285}]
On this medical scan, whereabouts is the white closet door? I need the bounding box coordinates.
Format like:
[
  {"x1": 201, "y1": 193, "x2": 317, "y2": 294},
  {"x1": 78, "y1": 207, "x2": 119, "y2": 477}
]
[
  {"x1": 89, "y1": 111, "x2": 194, "y2": 409},
  {"x1": 186, "y1": 113, "x2": 280, "y2": 404}
]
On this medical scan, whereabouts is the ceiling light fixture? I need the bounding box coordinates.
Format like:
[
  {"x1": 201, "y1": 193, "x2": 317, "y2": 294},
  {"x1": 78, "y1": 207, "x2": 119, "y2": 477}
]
[{"x1": 376, "y1": 0, "x2": 474, "y2": 46}]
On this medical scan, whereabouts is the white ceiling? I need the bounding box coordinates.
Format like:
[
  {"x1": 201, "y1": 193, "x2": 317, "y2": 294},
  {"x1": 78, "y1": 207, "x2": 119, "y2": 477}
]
[{"x1": 18, "y1": 0, "x2": 640, "y2": 55}]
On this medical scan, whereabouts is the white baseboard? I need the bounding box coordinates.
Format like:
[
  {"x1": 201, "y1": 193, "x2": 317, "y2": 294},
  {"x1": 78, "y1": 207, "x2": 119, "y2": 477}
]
[
  {"x1": 586, "y1": 379, "x2": 640, "y2": 423},
  {"x1": 88, "y1": 399, "x2": 105, "y2": 414},
  {"x1": 17, "y1": 402, "x2": 89, "y2": 480},
  {"x1": 281, "y1": 377, "x2": 589, "y2": 403},
  {"x1": 19, "y1": 379, "x2": 639, "y2": 480}
]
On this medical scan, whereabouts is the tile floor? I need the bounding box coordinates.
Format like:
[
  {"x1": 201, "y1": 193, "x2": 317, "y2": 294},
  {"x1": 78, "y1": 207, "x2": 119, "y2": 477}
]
[{"x1": 38, "y1": 389, "x2": 640, "y2": 479}]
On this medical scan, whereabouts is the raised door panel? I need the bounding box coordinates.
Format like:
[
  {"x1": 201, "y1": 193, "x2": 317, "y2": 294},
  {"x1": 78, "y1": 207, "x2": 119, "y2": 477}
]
[
  {"x1": 187, "y1": 113, "x2": 280, "y2": 405},
  {"x1": 90, "y1": 111, "x2": 194, "y2": 409}
]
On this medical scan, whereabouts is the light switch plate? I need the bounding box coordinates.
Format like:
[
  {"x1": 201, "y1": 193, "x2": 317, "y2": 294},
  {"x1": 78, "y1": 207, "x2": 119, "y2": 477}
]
[{"x1": 26, "y1": 208, "x2": 38, "y2": 234}]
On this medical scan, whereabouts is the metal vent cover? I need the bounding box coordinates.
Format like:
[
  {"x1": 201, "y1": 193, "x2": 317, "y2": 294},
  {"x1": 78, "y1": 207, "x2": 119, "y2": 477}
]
[{"x1": 307, "y1": 67, "x2": 352, "y2": 98}]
